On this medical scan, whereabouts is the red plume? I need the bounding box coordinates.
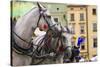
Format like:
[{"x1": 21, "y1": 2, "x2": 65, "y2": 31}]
[{"x1": 43, "y1": 24, "x2": 48, "y2": 29}]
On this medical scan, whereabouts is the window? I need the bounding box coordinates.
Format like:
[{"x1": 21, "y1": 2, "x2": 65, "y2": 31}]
[
  {"x1": 54, "y1": 18, "x2": 58, "y2": 22},
  {"x1": 80, "y1": 8, "x2": 83, "y2": 10},
  {"x1": 81, "y1": 45, "x2": 85, "y2": 50},
  {"x1": 70, "y1": 8, "x2": 74, "y2": 10},
  {"x1": 71, "y1": 23, "x2": 75, "y2": 34},
  {"x1": 93, "y1": 38, "x2": 97, "y2": 48},
  {"x1": 93, "y1": 23, "x2": 97, "y2": 32},
  {"x1": 70, "y1": 13, "x2": 75, "y2": 21},
  {"x1": 80, "y1": 24, "x2": 85, "y2": 34},
  {"x1": 92, "y1": 9, "x2": 96, "y2": 15},
  {"x1": 69, "y1": 23, "x2": 75, "y2": 34},
  {"x1": 57, "y1": 8, "x2": 59, "y2": 11},
  {"x1": 80, "y1": 13, "x2": 84, "y2": 21}
]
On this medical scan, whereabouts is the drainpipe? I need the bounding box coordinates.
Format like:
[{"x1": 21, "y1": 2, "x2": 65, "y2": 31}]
[{"x1": 86, "y1": 6, "x2": 90, "y2": 61}]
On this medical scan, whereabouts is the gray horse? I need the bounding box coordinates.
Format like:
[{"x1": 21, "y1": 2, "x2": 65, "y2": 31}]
[{"x1": 31, "y1": 25, "x2": 72, "y2": 64}]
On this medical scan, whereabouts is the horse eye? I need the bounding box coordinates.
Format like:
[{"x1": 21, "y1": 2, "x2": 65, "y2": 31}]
[
  {"x1": 62, "y1": 36, "x2": 67, "y2": 43},
  {"x1": 62, "y1": 36, "x2": 66, "y2": 40}
]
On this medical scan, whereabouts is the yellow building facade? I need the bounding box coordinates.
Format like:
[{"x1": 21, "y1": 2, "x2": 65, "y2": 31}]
[
  {"x1": 67, "y1": 5, "x2": 97, "y2": 61},
  {"x1": 87, "y1": 5, "x2": 97, "y2": 60}
]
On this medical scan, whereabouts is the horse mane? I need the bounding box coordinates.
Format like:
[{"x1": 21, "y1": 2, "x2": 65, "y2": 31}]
[
  {"x1": 14, "y1": 6, "x2": 39, "y2": 31},
  {"x1": 22, "y1": 7, "x2": 37, "y2": 17}
]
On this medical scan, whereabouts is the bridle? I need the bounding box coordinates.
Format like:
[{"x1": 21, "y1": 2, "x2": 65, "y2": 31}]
[
  {"x1": 12, "y1": 7, "x2": 57, "y2": 56},
  {"x1": 36, "y1": 8, "x2": 57, "y2": 30}
]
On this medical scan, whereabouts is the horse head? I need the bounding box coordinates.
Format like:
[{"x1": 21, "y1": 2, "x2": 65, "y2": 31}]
[
  {"x1": 60, "y1": 26, "x2": 72, "y2": 59},
  {"x1": 47, "y1": 24, "x2": 72, "y2": 59},
  {"x1": 36, "y1": 2, "x2": 55, "y2": 32}
]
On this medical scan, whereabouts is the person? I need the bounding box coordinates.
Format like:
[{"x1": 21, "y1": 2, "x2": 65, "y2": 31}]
[
  {"x1": 79, "y1": 56, "x2": 85, "y2": 62},
  {"x1": 34, "y1": 23, "x2": 48, "y2": 36},
  {"x1": 90, "y1": 55, "x2": 97, "y2": 62},
  {"x1": 70, "y1": 46, "x2": 80, "y2": 62},
  {"x1": 63, "y1": 59, "x2": 70, "y2": 63},
  {"x1": 75, "y1": 56, "x2": 81, "y2": 62}
]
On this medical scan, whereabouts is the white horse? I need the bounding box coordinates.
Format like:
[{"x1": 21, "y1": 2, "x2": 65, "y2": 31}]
[
  {"x1": 12, "y1": 2, "x2": 72, "y2": 66},
  {"x1": 31, "y1": 25, "x2": 72, "y2": 65},
  {"x1": 12, "y1": 3, "x2": 58, "y2": 66}
]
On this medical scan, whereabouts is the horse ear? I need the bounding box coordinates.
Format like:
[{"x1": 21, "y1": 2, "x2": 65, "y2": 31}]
[
  {"x1": 37, "y1": 2, "x2": 41, "y2": 9},
  {"x1": 37, "y1": 2, "x2": 46, "y2": 11}
]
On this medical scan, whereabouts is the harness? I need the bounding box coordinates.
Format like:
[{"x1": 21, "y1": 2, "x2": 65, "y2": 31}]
[
  {"x1": 12, "y1": 7, "x2": 56, "y2": 56},
  {"x1": 12, "y1": 31, "x2": 33, "y2": 56},
  {"x1": 42, "y1": 30, "x2": 69, "y2": 54},
  {"x1": 12, "y1": 6, "x2": 71, "y2": 65}
]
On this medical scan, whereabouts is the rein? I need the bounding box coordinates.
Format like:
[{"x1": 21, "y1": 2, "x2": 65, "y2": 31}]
[
  {"x1": 12, "y1": 7, "x2": 55, "y2": 56},
  {"x1": 12, "y1": 31, "x2": 30, "y2": 44},
  {"x1": 12, "y1": 31, "x2": 33, "y2": 56}
]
